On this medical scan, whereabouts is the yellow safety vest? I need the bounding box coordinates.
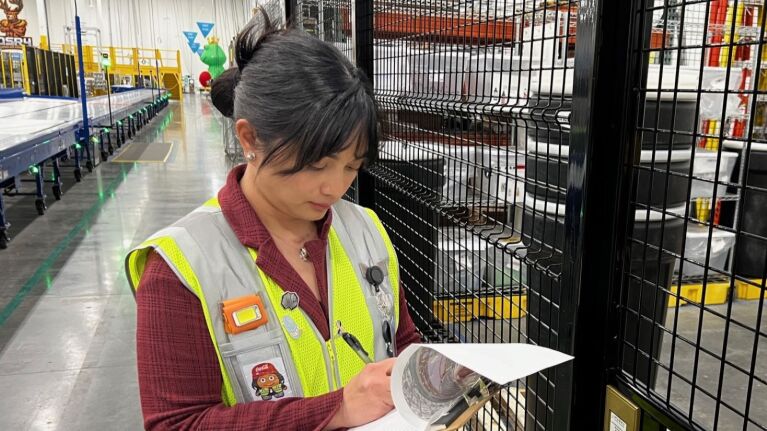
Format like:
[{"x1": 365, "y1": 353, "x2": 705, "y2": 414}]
[{"x1": 126, "y1": 197, "x2": 399, "y2": 405}]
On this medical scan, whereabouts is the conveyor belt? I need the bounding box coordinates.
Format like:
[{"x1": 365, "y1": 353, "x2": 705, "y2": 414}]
[
  {"x1": 0, "y1": 89, "x2": 158, "y2": 160},
  {"x1": 0, "y1": 89, "x2": 168, "y2": 249}
]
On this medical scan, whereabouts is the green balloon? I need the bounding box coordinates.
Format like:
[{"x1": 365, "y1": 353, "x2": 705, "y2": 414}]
[{"x1": 200, "y1": 42, "x2": 227, "y2": 79}]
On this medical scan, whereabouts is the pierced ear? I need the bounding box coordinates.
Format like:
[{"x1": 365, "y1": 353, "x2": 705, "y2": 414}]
[{"x1": 235, "y1": 119, "x2": 259, "y2": 155}]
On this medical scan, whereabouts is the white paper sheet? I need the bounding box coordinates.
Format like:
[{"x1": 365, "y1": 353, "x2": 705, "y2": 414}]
[
  {"x1": 349, "y1": 343, "x2": 573, "y2": 431},
  {"x1": 418, "y1": 343, "x2": 573, "y2": 385}
]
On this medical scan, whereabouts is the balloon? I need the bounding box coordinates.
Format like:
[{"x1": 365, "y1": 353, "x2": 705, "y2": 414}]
[
  {"x1": 200, "y1": 36, "x2": 227, "y2": 79},
  {"x1": 199, "y1": 70, "x2": 212, "y2": 87}
]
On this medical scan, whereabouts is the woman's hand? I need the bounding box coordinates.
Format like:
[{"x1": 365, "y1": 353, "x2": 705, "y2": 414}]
[{"x1": 327, "y1": 358, "x2": 396, "y2": 429}]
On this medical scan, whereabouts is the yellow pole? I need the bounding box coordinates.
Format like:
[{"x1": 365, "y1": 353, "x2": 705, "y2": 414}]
[
  {"x1": 20, "y1": 47, "x2": 31, "y2": 94},
  {"x1": 33, "y1": 48, "x2": 41, "y2": 94},
  {"x1": 176, "y1": 49, "x2": 183, "y2": 101},
  {"x1": 132, "y1": 48, "x2": 140, "y2": 84},
  {"x1": 39, "y1": 35, "x2": 49, "y2": 50},
  {"x1": 43, "y1": 50, "x2": 51, "y2": 95},
  {"x1": 720, "y1": 3, "x2": 734, "y2": 67},
  {"x1": 0, "y1": 53, "x2": 7, "y2": 88}
]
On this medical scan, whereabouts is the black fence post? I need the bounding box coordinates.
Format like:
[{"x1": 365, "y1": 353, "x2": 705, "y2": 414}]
[
  {"x1": 563, "y1": 0, "x2": 644, "y2": 429},
  {"x1": 354, "y1": 0, "x2": 375, "y2": 209},
  {"x1": 285, "y1": 0, "x2": 298, "y2": 25}
]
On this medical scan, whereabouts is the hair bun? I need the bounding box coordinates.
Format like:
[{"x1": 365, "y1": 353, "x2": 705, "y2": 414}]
[{"x1": 210, "y1": 68, "x2": 239, "y2": 118}]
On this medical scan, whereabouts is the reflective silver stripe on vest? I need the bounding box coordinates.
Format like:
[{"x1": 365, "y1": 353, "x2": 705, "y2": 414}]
[
  {"x1": 145, "y1": 209, "x2": 308, "y2": 401},
  {"x1": 331, "y1": 200, "x2": 397, "y2": 360},
  {"x1": 144, "y1": 200, "x2": 395, "y2": 403}
]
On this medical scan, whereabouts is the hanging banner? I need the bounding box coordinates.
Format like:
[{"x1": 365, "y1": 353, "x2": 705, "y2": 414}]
[
  {"x1": 0, "y1": 0, "x2": 32, "y2": 47},
  {"x1": 197, "y1": 22, "x2": 214, "y2": 38},
  {"x1": 182, "y1": 31, "x2": 198, "y2": 47},
  {"x1": 189, "y1": 42, "x2": 200, "y2": 53},
  {"x1": 197, "y1": 48, "x2": 204, "y2": 56}
]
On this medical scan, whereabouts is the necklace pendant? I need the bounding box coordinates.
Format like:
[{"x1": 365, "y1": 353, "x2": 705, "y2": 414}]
[{"x1": 299, "y1": 247, "x2": 310, "y2": 262}]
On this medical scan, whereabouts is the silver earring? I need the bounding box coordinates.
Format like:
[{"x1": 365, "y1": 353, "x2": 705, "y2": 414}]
[{"x1": 246, "y1": 152, "x2": 256, "y2": 162}]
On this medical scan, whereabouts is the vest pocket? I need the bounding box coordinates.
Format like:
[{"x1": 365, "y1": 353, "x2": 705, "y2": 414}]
[{"x1": 220, "y1": 331, "x2": 303, "y2": 402}]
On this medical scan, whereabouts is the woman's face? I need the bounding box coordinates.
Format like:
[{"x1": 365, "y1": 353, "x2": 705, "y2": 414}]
[{"x1": 241, "y1": 140, "x2": 365, "y2": 223}]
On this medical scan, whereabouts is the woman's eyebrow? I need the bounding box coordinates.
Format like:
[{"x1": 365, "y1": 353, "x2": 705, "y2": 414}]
[{"x1": 328, "y1": 154, "x2": 367, "y2": 161}]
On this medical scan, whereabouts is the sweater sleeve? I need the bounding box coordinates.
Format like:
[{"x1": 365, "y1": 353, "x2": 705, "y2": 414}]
[
  {"x1": 394, "y1": 284, "x2": 423, "y2": 353},
  {"x1": 136, "y1": 251, "x2": 344, "y2": 431}
]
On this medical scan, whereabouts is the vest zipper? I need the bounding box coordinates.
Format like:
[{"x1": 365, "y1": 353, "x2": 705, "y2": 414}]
[
  {"x1": 326, "y1": 339, "x2": 342, "y2": 390},
  {"x1": 325, "y1": 245, "x2": 343, "y2": 390}
]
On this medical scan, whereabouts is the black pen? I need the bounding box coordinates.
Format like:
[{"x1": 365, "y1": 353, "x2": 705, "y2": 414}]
[{"x1": 336, "y1": 321, "x2": 373, "y2": 364}]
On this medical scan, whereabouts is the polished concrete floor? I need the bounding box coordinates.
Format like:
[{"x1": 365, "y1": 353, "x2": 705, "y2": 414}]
[
  {"x1": 0, "y1": 94, "x2": 230, "y2": 430},
  {"x1": 0, "y1": 94, "x2": 764, "y2": 430}
]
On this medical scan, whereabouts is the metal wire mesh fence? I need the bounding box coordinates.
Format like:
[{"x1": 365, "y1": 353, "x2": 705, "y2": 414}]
[
  {"x1": 358, "y1": 0, "x2": 579, "y2": 429},
  {"x1": 226, "y1": 0, "x2": 767, "y2": 428},
  {"x1": 616, "y1": 1, "x2": 767, "y2": 430},
  {"x1": 294, "y1": 0, "x2": 354, "y2": 58}
]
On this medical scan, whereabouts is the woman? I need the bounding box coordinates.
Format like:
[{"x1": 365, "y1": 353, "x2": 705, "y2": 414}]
[{"x1": 126, "y1": 9, "x2": 421, "y2": 431}]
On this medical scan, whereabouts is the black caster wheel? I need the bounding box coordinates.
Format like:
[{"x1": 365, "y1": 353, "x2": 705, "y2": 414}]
[
  {"x1": 0, "y1": 231, "x2": 9, "y2": 249},
  {"x1": 86, "y1": 161, "x2": 94, "y2": 172},
  {"x1": 101, "y1": 150, "x2": 109, "y2": 162},
  {"x1": 74, "y1": 169, "x2": 82, "y2": 182},
  {"x1": 35, "y1": 199, "x2": 46, "y2": 216},
  {"x1": 53, "y1": 185, "x2": 62, "y2": 200}
]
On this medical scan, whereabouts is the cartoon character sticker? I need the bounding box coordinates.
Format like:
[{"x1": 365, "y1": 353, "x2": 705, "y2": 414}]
[{"x1": 247, "y1": 361, "x2": 291, "y2": 401}]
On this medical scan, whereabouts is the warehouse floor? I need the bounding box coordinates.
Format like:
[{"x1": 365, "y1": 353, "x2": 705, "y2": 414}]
[
  {"x1": 0, "y1": 94, "x2": 229, "y2": 430},
  {"x1": 0, "y1": 94, "x2": 764, "y2": 430}
]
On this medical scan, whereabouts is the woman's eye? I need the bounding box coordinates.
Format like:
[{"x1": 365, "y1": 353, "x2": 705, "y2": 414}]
[
  {"x1": 307, "y1": 164, "x2": 327, "y2": 171},
  {"x1": 346, "y1": 165, "x2": 362, "y2": 172}
]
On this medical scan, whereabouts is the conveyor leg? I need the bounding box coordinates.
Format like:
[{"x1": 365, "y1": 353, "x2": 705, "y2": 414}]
[
  {"x1": 99, "y1": 131, "x2": 109, "y2": 163},
  {"x1": 34, "y1": 163, "x2": 47, "y2": 216},
  {"x1": 84, "y1": 135, "x2": 94, "y2": 173},
  {"x1": 52, "y1": 157, "x2": 63, "y2": 200},
  {"x1": 0, "y1": 194, "x2": 9, "y2": 249},
  {"x1": 74, "y1": 140, "x2": 83, "y2": 182},
  {"x1": 106, "y1": 129, "x2": 114, "y2": 155}
]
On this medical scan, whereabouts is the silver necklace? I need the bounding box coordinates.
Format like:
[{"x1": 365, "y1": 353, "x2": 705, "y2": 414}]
[{"x1": 298, "y1": 246, "x2": 310, "y2": 262}]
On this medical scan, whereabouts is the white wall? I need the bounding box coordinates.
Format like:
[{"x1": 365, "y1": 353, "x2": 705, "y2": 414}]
[{"x1": 40, "y1": 0, "x2": 271, "y2": 79}]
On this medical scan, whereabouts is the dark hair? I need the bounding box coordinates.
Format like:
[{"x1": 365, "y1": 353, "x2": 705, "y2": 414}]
[{"x1": 211, "y1": 8, "x2": 379, "y2": 174}]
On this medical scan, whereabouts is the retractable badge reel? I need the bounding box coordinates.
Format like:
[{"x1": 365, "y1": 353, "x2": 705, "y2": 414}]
[{"x1": 366, "y1": 266, "x2": 395, "y2": 357}]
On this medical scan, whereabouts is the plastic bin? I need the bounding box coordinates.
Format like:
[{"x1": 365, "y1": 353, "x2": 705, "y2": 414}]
[
  {"x1": 689, "y1": 149, "x2": 739, "y2": 199},
  {"x1": 379, "y1": 141, "x2": 476, "y2": 202},
  {"x1": 674, "y1": 225, "x2": 736, "y2": 278},
  {"x1": 530, "y1": 66, "x2": 700, "y2": 150},
  {"x1": 435, "y1": 227, "x2": 488, "y2": 294},
  {"x1": 474, "y1": 147, "x2": 525, "y2": 203},
  {"x1": 526, "y1": 144, "x2": 692, "y2": 207},
  {"x1": 724, "y1": 142, "x2": 767, "y2": 279},
  {"x1": 522, "y1": 195, "x2": 685, "y2": 387}
]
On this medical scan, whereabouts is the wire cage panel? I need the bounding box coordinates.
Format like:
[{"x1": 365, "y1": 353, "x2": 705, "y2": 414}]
[
  {"x1": 617, "y1": 1, "x2": 767, "y2": 430},
  {"x1": 362, "y1": 0, "x2": 580, "y2": 429}
]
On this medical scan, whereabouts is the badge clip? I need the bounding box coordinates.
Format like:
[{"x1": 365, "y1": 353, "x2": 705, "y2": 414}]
[{"x1": 222, "y1": 295, "x2": 269, "y2": 334}]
